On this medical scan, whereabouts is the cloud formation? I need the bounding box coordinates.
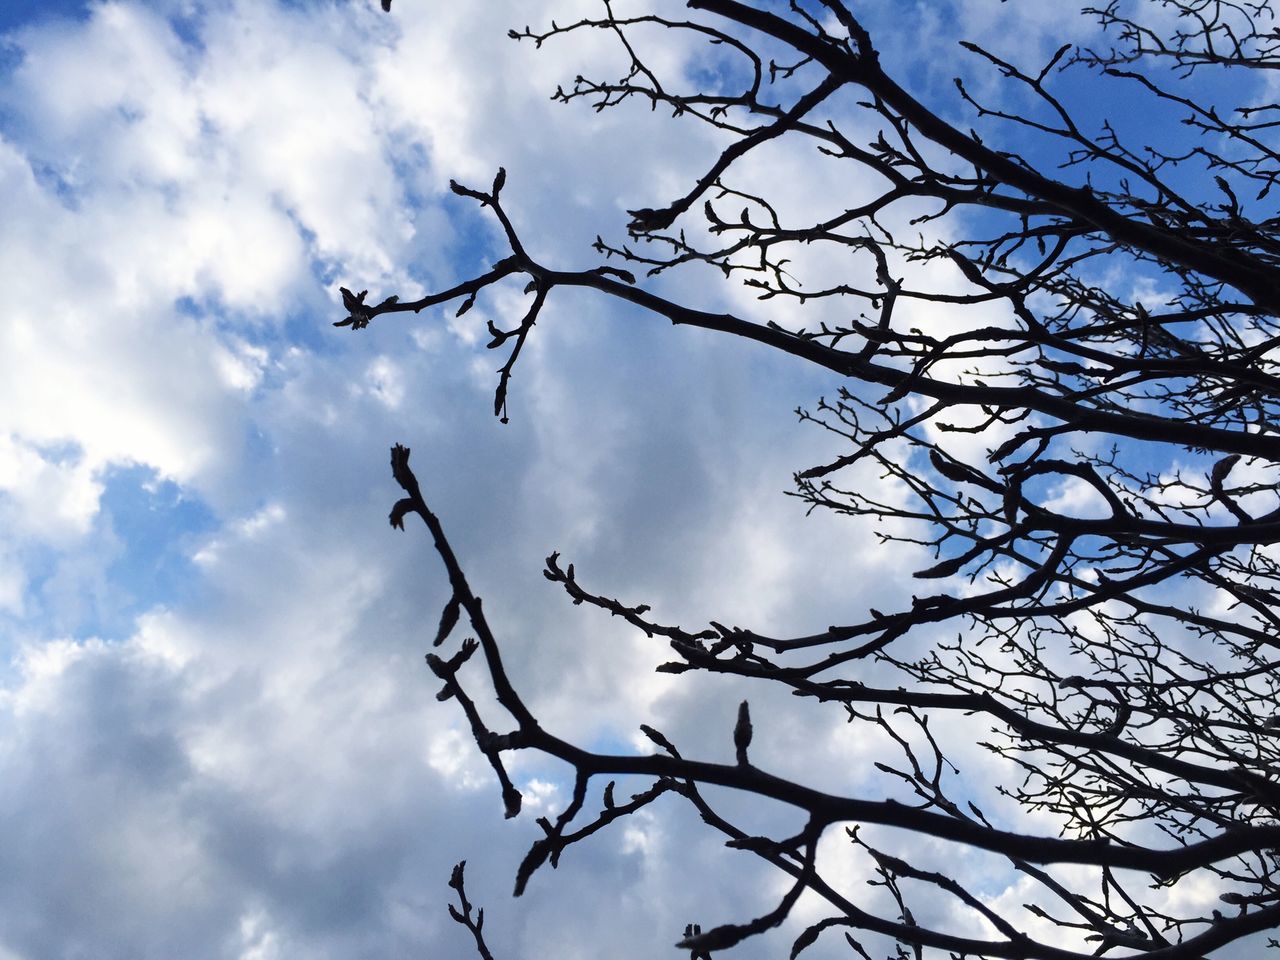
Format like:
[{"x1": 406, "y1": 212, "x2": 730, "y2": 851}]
[
  {"x1": 4, "y1": 2, "x2": 1255, "y2": 959},
  {"x1": 0, "y1": 2, "x2": 886, "y2": 956}
]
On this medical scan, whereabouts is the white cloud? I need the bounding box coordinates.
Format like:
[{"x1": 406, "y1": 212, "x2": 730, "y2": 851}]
[{"x1": 0, "y1": 435, "x2": 102, "y2": 540}]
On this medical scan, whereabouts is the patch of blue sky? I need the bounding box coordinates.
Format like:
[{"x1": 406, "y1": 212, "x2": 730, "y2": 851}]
[
  {"x1": 0, "y1": 0, "x2": 90, "y2": 38},
  {"x1": 381, "y1": 128, "x2": 433, "y2": 199},
  {"x1": 0, "y1": 45, "x2": 31, "y2": 146},
  {"x1": 682, "y1": 40, "x2": 759, "y2": 101},
  {"x1": 241, "y1": 421, "x2": 279, "y2": 480},
  {"x1": 24, "y1": 156, "x2": 83, "y2": 210},
  {"x1": 77, "y1": 464, "x2": 216, "y2": 641},
  {"x1": 177, "y1": 281, "x2": 332, "y2": 363},
  {"x1": 165, "y1": 2, "x2": 212, "y2": 54},
  {"x1": 102, "y1": 466, "x2": 217, "y2": 624},
  {"x1": 282, "y1": 304, "x2": 341, "y2": 356}
]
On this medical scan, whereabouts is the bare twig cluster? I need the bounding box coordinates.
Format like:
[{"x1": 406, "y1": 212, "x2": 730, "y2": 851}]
[{"x1": 350, "y1": 2, "x2": 1280, "y2": 957}]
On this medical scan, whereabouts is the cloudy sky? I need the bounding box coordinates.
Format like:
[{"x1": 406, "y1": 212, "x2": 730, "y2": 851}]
[{"x1": 0, "y1": 2, "x2": 1261, "y2": 958}]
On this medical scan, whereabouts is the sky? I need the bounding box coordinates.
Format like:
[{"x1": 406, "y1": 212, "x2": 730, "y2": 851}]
[{"x1": 0, "y1": 2, "x2": 1266, "y2": 959}]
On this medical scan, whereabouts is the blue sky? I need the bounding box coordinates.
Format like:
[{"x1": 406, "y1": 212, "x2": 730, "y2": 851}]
[
  {"x1": 0, "y1": 0, "x2": 88, "y2": 35},
  {"x1": 0, "y1": 2, "x2": 1264, "y2": 958}
]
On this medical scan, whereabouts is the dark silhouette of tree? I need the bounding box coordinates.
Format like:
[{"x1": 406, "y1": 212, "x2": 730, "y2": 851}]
[{"x1": 346, "y1": 2, "x2": 1280, "y2": 957}]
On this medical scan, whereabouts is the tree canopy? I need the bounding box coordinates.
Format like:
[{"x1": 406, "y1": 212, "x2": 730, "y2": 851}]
[{"x1": 345, "y1": 1, "x2": 1280, "y2": 957}]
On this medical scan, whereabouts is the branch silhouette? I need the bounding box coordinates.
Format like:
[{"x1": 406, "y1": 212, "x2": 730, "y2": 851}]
[{"x1": 353, "y1": 2, "x2": 1280, "y2": 957}]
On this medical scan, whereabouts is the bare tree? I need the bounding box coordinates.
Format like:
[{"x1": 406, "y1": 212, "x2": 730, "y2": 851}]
[{"x1": 345, "y1": 1, "x2": 1280, "y2": 956}]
